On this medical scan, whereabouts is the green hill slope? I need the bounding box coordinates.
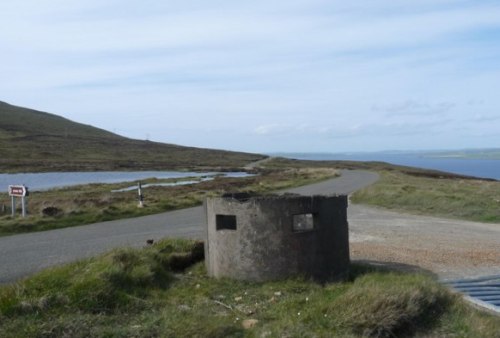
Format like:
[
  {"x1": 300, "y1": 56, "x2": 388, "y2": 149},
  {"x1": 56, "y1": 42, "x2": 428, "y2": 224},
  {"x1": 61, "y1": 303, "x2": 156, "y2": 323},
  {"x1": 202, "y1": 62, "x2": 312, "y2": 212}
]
[{"x1": 0, "y1": 101, "x2": 265, "y2": 172}]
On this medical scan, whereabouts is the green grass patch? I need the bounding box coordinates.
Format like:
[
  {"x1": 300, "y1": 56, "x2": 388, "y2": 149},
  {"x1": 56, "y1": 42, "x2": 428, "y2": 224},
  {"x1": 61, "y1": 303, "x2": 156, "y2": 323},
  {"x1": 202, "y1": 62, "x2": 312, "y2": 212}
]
[
  {"x1": 1, "y1": 239, "x2": 500, "y2": 337},
  {"x1": 352, "y1": 170, "x2": 500, "y2": 223}
]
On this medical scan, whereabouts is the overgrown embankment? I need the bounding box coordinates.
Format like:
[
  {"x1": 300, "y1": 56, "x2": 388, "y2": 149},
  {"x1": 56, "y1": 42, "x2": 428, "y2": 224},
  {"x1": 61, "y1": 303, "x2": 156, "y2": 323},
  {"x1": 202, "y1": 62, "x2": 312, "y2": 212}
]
[{"x1": 1, "y1": 238, "x2": 499, "y2": 337}]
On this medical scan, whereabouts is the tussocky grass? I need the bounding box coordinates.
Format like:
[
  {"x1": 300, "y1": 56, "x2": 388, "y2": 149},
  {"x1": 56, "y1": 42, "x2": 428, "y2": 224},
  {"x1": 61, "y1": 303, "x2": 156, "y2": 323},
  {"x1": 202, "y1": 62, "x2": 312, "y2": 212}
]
[{"x1": 1, "y1": 238, "x2": 500, "y2": 337}]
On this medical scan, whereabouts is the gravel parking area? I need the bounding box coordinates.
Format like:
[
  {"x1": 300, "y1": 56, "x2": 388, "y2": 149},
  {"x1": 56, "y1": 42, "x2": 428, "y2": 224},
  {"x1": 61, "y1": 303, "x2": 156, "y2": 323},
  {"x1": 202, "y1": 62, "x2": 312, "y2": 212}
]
[{"x1": 349, "y1": 204, "x2": 500, "y2": 280}]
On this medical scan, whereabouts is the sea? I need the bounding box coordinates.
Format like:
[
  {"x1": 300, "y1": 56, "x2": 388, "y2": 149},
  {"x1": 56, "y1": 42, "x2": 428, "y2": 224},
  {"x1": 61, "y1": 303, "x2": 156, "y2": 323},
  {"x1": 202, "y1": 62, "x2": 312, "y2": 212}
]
[{"x1": 274, "y1": 153, "x2": 500, "y2": 180}]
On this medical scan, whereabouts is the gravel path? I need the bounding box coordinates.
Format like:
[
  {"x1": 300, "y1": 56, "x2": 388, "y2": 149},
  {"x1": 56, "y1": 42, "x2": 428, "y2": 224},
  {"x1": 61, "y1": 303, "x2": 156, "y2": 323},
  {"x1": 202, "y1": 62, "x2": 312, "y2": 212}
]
[{"x1": 349, "y1": 204, "x2": 500, "y2": 280}]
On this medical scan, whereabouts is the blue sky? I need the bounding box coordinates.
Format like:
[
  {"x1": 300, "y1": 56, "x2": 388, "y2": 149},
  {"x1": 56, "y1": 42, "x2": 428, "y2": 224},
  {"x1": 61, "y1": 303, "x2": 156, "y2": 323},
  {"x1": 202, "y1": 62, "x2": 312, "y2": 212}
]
[{"x1": 1, "y1": 1, "x2": 499, "y2": 153}]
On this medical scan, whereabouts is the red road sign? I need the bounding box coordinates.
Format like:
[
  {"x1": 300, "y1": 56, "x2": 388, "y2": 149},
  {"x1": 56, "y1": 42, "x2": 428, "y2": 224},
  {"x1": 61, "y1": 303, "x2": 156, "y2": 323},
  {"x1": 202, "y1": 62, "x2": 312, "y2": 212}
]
[{"x1": 8, "y1": 185, "x2": 27, "y2": 197}]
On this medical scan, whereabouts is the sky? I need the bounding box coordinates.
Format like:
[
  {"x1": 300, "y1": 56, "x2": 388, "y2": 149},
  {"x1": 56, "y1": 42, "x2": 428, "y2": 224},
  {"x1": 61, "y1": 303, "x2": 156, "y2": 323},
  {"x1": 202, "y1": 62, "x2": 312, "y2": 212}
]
[{"x1": 1, "y1": 1, "x2": 500, "y2": 154}]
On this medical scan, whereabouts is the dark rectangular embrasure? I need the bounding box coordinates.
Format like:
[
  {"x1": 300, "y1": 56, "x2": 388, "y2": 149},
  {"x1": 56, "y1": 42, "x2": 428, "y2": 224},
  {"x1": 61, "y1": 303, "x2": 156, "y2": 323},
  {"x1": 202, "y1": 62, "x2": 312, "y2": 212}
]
[{"x1": 216, "y1": 214, "x2": 237, "y2": 230}]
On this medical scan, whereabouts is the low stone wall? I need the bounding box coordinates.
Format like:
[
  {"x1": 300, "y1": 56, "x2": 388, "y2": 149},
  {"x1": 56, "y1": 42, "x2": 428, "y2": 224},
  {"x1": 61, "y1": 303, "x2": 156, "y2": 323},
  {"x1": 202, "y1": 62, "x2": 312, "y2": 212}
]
[{"x1": 204, "y1": 193, "x2": 349, "y2": 282}]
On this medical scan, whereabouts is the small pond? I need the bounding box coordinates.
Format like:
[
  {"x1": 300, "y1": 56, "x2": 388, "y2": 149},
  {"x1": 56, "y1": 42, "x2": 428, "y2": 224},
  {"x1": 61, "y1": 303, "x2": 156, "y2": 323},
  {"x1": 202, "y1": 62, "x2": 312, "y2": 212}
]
[{"x1": 0, "y1": 171, "x2": 252, "y2": 193}]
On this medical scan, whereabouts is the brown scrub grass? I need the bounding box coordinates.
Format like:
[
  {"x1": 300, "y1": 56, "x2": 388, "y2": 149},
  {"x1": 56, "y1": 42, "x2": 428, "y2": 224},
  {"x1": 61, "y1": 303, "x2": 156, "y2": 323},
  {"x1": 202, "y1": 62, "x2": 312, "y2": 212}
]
[
  {"x1": 0, "y1": 167, "x2": 339, "y2": 236},
  {"x1": 0, "y1": 101, "x2": 266, "y2": 173},
  {"x1": 1, "y1": 238, "x2": 500, "y2": 337}
]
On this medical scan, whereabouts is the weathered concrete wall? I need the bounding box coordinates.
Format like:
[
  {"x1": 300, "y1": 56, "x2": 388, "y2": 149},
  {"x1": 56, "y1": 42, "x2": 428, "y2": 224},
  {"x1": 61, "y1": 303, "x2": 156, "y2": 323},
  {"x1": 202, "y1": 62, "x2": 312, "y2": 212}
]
[{"x1": 204, "y1": 194, "x2": 349, "y2": 282}]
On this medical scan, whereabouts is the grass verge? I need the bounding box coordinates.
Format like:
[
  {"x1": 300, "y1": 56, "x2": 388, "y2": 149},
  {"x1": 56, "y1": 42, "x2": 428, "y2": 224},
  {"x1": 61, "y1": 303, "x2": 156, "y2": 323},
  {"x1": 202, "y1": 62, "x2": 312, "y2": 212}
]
[
  {"x1": 1, "y1": 239, "x2": 500, "y2": 337},
  {"x1": 352, "y1": 170, "x2": 500, "y2": 223},
  {"x1": 0, "y1": 167, "x2": 338, "y2": 236},
  {"x1": 264, "y1": 157, "x2": 500, "y2": 224}
]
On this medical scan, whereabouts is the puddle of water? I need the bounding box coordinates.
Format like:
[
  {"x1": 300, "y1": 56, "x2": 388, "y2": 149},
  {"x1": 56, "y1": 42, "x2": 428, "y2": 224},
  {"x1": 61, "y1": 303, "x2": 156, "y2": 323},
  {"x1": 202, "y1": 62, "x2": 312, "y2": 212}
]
[{"x1": 111, "y1": 177, "x2": 214, "y2": 192}]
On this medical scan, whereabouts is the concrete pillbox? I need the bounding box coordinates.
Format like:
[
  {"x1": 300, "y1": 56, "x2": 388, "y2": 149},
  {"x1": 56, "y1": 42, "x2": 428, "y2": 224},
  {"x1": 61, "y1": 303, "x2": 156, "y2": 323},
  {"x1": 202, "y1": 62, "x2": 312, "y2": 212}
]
[{"x1": 204, "y1": 193, "x2": 349, "y2": 282}]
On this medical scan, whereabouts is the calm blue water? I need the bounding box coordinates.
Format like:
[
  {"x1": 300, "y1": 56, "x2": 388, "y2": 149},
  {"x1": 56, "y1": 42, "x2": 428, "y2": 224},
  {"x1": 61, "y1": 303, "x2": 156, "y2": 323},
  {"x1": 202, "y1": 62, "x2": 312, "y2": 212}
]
[
  {"x1": 111, "y1": 177, "x2": 216, "y2": 192},
  {"x1": 276, "y1": 153, "x2": 500, "y2": 180},
  {"x1": 0, "y1": 171, "x2": 251, "y2": 193}
]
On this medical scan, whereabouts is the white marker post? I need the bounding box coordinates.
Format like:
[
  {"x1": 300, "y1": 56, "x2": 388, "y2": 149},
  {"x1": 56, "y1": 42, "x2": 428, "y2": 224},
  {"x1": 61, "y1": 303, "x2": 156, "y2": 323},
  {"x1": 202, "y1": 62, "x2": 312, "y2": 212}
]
[
  {"x1": 138, "y1": 182, "x2": 144, "y2": 208},
  {"x1": 8, "y1": 185, "x2": 28, "y2": 217},
  {"x1": 11, "y1": 196, "x2": 15, "y2": 217}
]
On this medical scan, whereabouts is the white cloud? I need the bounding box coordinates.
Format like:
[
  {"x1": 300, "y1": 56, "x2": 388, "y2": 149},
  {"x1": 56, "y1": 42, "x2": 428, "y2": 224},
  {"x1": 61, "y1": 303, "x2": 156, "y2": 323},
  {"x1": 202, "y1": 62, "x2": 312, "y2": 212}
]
[
  {"x1": 372, "y1": 100, "x2": 456, "y2": 117},
  {"x1": 1, "y1": 1, "x2": 500, "y2": 152}
]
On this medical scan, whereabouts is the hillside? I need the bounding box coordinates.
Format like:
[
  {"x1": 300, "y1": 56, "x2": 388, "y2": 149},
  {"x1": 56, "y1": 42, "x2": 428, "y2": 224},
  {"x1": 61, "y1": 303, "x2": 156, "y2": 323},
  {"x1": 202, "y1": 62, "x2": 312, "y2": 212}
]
[{"x1": 0, "y1": 101, "x2": 265, "y2": 172}]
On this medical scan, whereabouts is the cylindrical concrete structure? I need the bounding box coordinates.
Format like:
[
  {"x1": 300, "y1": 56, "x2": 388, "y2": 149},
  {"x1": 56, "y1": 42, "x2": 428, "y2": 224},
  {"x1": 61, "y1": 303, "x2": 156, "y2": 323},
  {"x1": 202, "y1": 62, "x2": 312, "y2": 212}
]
[{"x1": 204, "y1": 194, "x2": 349, "y2": 282}]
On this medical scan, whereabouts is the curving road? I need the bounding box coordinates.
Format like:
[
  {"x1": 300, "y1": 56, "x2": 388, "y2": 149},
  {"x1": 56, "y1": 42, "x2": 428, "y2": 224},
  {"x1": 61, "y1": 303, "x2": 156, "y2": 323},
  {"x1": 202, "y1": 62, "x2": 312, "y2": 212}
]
[{"x1": 0, "y1": 170, "x2": 379, "y2": 284}]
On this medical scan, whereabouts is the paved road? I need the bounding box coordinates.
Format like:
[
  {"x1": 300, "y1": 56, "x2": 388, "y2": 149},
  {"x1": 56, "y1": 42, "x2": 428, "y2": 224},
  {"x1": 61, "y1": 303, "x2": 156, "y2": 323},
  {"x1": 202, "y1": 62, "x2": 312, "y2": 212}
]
[{"x1": 0, "y1": 170, "x2": 379, "y2": 284}]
